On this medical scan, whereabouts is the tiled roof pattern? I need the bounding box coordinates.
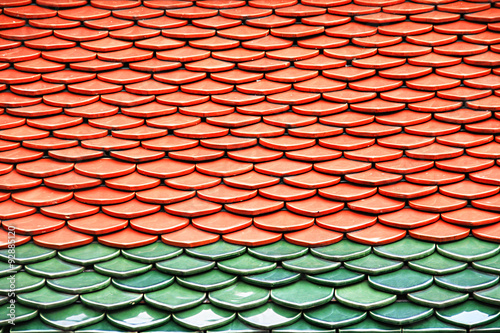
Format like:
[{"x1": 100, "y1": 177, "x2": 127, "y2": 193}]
[{"x1": 1, "y1": 0, "x2": 500, "y2": 331}]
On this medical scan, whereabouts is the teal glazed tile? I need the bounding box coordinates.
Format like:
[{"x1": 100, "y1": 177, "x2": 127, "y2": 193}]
[
  {"x1": 80, "y1": 285, "x2": 142, "y2": 310},
  {"x1": 403, "y1": 315, "x2": 466, "y2": 333},
  {"x1": 11, "y1": 318, "x2": 64, "y2": 333},
  {"x1": 344, "y1": 254, "x2": 403, "y2": 276},
  {"x1": 0, "y1": 272, "x2": 44, "y2": 295},
  {"x1": 208, "y1": 318, "x2": 268, "y2": 333},
  {"x1": 370, "y1": 301, "x2": 433, "y2": 326},
  {"x1": 173, "y1": 304, "x2": 236, "y2": 331},
  {"x1": 218, "y1": 254, "x2": 276, "y2": 275},
  {"x1": 408, "y1": 253, "x2": 467, "y2": 276},
  {"x1": 25, "y1": 258, "x2": 84, "y2": 278},
  {"x1": 282, "y1": 254, "x2": 340, "y2": 274},
  {"x1": 335, "y1": 281, "x2": 397, "y2": 311},
  {"x1": 0, "y1": 304, "x2": 38, "y2": 325},
  {"x1": 339, "y1": 317, "x2": 401, "y2": 333},
  {"x1": 209, "y1": 282, "x2": 269, "y2": 311},
  {"x1": 435, "y1": 269, "x2": 499, "y2": 292},
  {"x1": 247, "y1": 240, "x2": 308, "y2": 262},
  {"x1": 144, "y1": 282, "x2": 205, "y2": 312},
  {"x1": 0, "y1": 261, "x2": 21, "y2": 277},
  {"x1": 156, "y1": 254, "x2": 215, "y2": 276},
  {"x1": 186, "y1": 241, "x2": 246, "y2": 261},
  {"x1": 368, "y1": 269, "x2": 433, "y2": 295},
  {"x1": 304, "y1": 303, "x2": 367, "y2": 329},
  {"x1": 474, "y1": 284, "x2": 500, "y2": 306},
  {"x1": 16, "y1": 286, "x2": 78, "y2": 309},
  {"x1": 271, "y1": 280, "x2": 334, "y2": 310},
  {"x1": 40, "y1": 304, "x2": 104, "y2": 330},
  {"x1": 437, "y1": 237, "x2": 500, "y2": 262},
  {"x1": 471, "y1": 316, "x2": 500, "y2": 332},
  {"x1": 107, "y1": 304, "x2": 170, "y2": 331},
  {"x1": 274, "y1": 319, "x2": 336, "y2": 333},
  {"x1": 146, "y1": 320, "x2": 201, "y2": 333},
  {"x1": 311, "y1": 240, "x2": 371, "y2": 262},
  {"x1": 46, "y1": 271, "x2": 110, "y2": 294},
  {"x1": 473, "y1": 254, "x2": 500, "y2": 274},
  {"x1": 177, "y1": 270, "x2": 237, "y2": 292},
  {"x1": 408, "y1": 285, "x2": 468, "y2": 308},
  {"x1": 122, "y1": 241, "x2": 183, "y2": 263},
  {"x1": 58, "y1": 243, "x2": 120, "y2": 265},
  {"x1": 94, "y1": 256, "x2": 152, "y2": 278},
  {"x1": 436, "y1": 300, "x2": 500, "y2": 329},
  {"x1": 374, "y1": 238, "x2": 435, "y2": 261},
  {"x1": 112, "y1": 270, "x2": 174, "y2": 293},
  {"x1": 241, "y1": 268, "x2": 301, "y2": 288},
  {"x1": 76, "y1": 319, "x2": 131, "y2": 333},
  {"x1": 306, "y1": 268, "x2": 365, "y2": 287},
  {"x1": 0, "y1": 243, "x2": 56, "y2": 265},
  {"x1": 238, "y1": 303, "x2": 301, "y2": 330}
]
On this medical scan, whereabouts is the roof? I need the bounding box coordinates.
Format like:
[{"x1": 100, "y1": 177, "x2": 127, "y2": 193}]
[{"x1": 0, "y1": 0, "x2": 499, "y2": 331}]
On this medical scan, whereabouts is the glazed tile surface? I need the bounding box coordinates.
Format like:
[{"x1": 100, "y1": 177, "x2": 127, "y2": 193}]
[{"x1": 0, "y1": 0, "x2": 500, "y2": 331}]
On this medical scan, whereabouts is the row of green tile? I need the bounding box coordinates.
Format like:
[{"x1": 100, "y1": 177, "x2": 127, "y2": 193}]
[{"x1": 4, "y1": 300, "x2": 500, "y2": 332}]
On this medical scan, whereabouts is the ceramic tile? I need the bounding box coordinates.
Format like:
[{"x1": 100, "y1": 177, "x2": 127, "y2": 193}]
[{"x1": 0, "y1": 0, "x2": 499, "y2": 330}]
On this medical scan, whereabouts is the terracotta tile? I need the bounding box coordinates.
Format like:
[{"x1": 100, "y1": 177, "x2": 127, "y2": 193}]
[
  {"x1": 102, "y1": 198, "x2": 160, "y2": 218},
  {"x1": 254, "y1": 211, "x2": 313, "y2": 232},
  {"x1": 314, "y1": 157, "x2": 371, "y2": 175},
  {"x1": 246, "y1": 14, "x2": 296, "y2": 29},
  {"x1": 406, "y1": 143, "x2": 463, "y2": 160},
  {"x1": 348, "y1": 194, "x2": 405, "y2": 214},
  {"x1": 198, "y1": 184, "x2": 257, "y2": 204},
  {"x1": 68, "y1": 212, "x2": 128, "y2": 235},
  {"x1": 136, "y1": 185, "x2": 195, "y2": 205},
  {"x1": 40, "y1": 199, "x2": 98, "y2": 220},
  {"x1": 165, "y1": 171, "x2": 220, "y2": 190},
  {"x1": 356, "y1": 12, "x2": 406, "y2": 24},
  {"x1": 160, "y1": 224, "x2": 215, "y2": 247},
  {"x1": 405, "y1": 167, "x2": 464, "y2": 186},
  {"x1": 74, "y1": 186, "x2": 134, "y2": 205},
  {"x1": 169, "y1": 146, "x2": 224, "y2": 162},
  {"x1": 434, "y1": 20, "x2": 487, "y2": 34},
  {"x1": 473, "y1": 223, "x2": 500, "y2": 242},
  {"x1": 320, "y1": 134, "x2": 375, "y2": 150},
  {"x1": 98, "y1": 228, "x2": 157, "y2": 248},
  {"x1": 2, "y1": 213, "x2": 64, "y2": 235},
  {"x1": 259, "y1": 183, "x2": 316, "y2": 201},
  {"x1": 33, "y1": 226, "x2": 93, "y2": 250},
  {"x1": 254, "y1": 158, "x2": 311, "y2": 176},
  {"x1": 329, "y1": 3, "x2": 380, "y2": 16},
  {"x1": 12, "y1": 186, "x2": 73, "y2": 207},
  {"x1": 192, "y1": 211, "x2": 252, "y2": 234},
  {"x1": 347, "y1": 223, "x2": 406, "y2": 246},
  {"x1": 225, "y1": 196, "x2": 283, "y2": 216},
  {"x1": 286, "y1": 195, "x2": 344, "y2": 217},
  {"x1": 409, "y1": 220, "x2": 469, "y2": 243},
  {"x1": 379, "y1": 182, "x2": 438, "y2": 199},
  {"x1": 0, "y1": 199, "x2": 36, "y2": 219},
  {"x1": 295, "y1": 54, "x2": 346, "y2": 70},
  {"x1": 130, "y1": 212, "x2": 188, "y2": 234},
  {"x1": 346, "y1": 168, "x2": 403, "y2": 186},
  {"x1": 164, "y1": 197, "x2": 221, "y2": 217},
  {"x1": 223, "y1": 225, "x2": 281, "y2": 246},
  {"x1": 284, "y1": 170, "x2": 340, "y2": 189},
  {"x1": 319, "y1": 183, "x2": 377, "y2": 201},
  {"x1": 379, "y1": 208, "x2": 439, "y2": 229},
  {"x1": 224, "y1": 170, "x2": 279, "y2": 189},
  {"x1": 379, "y1": 64, "x2": 432, "y2": 80},
  {"x1": 317, "y1": 210, "x2": 376, "y2": 232},
  {"x1": 409, "y1": 193, "x2": 467, "y2": 212},
  {"x1": 324, "y1": 45, "x2": 377, "y2": 60},
  {"x1": 326, "y1": 22, "x2": 377, "y2": 38}
]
